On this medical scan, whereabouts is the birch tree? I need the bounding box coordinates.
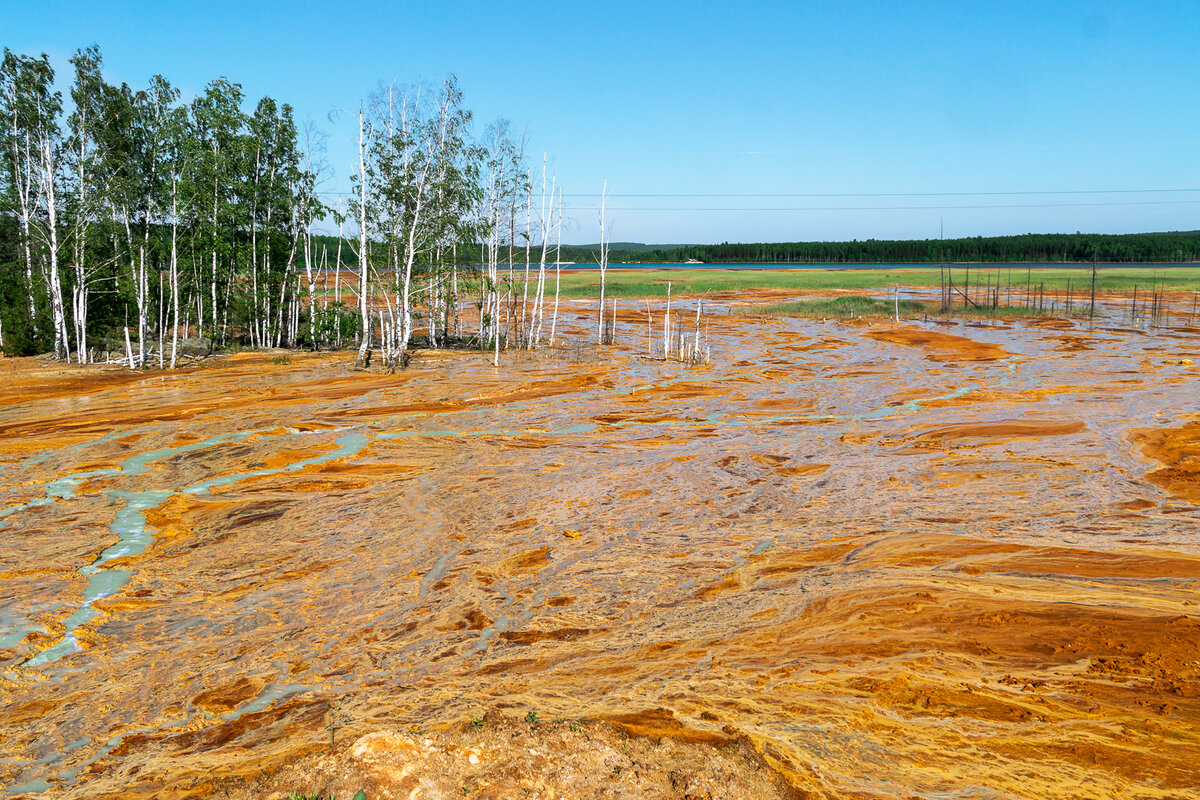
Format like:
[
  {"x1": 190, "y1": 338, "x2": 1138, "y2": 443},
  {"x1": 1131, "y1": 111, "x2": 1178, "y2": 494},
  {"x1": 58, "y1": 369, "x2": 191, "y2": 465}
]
[
  {"x1": 190, "y1": 79, "x2": 244, "y2": 341},
  {"x1": 31, "y1": 65, "x2": 69, "y2": 360},
  {"x1": 424, "y1": 76, "x2": 479, "y2": 346},
  {"x1": 0, "y1": 50, "x2": 55, "y2": 350},
  {"x1": 349, "y1": 105, "x2": 373, "y2": 367},
  {"x1": 298, "y1": 120, "x2": 327, "y2": 348},
  {"x1": 0, "y1": 51, "x2": 531, "y2": 367},
  {"x1": 163, "y1": 102, "x2": 191, "y2": 368},
  {"x1": 2, "y1": 51, "x2": 71, "y2": 359},
  {"x1": 65, "y1": 45, "x2": 107, "y2": 363},
  {"x1": 596, "y1": 180, "x2": 610, "y2": 344},
  {"x1": 480, "y1": 119, "x2": 514, "y2": 363}
]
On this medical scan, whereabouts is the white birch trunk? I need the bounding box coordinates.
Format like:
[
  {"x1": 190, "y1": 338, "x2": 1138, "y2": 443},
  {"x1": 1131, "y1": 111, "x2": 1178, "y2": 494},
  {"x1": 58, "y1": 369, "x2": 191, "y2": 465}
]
[
  {"x1": 73, "y1": 113, "x2": 90, "y2": 364},
  {"x1": 39, "y1": 135, "x2": 69, "y2": 360},
  {"x1": 597, "y1": 181, "x2": 608, "y2": 344},
  {"x1": 355, "y1": 109, "x2": 371, "y2": 367},
  {"x1": 210, "y1": 174, "x2": 219, "y2": 340},
  {"x1": 8, "y1": 112, "x2": 38, "y2": 335},
  {"x1": 549, "y1": 189, "x2": 562, "y2": 347},
  {"x1": 646, "y1": 301, "x2": 652, "y2": 355},
  {"x1": 399, "y1": 185, "x2": 424, "y2": 354},
  {"x1": 520, "y1": 173, "x2": 532, "y2": 347},
  {"x1": 170, "y1": 181, "x2": 180, "y2": 369},
  {"x1": 663, "y1": 281, "x2": 671, "y2": 359}
]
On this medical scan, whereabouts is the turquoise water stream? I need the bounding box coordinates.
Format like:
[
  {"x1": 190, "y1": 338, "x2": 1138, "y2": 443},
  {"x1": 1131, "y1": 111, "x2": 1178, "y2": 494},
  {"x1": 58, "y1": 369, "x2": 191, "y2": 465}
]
[{"x1": 7, "y1": 429, "x2": 370, "y2": 669}]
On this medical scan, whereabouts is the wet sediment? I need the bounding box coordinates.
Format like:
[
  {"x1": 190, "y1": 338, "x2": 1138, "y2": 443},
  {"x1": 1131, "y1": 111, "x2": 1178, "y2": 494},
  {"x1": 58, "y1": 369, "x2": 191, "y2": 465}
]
[{"x1": 0, "y1": 300, "x2": 1198, "y2": 799}]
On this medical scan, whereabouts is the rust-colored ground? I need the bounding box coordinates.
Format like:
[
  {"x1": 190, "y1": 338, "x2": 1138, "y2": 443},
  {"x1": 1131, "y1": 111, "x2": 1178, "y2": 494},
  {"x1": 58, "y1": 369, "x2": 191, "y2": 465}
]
[{"x1": 1, "y1": 296, "x2": 1198, "y2": 800}]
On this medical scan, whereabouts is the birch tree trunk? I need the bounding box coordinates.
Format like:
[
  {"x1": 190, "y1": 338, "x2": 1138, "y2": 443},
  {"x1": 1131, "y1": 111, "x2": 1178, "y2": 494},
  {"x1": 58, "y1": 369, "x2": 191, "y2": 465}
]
[
  {"x1": 37, "y1": 130, "x2": 69, "y2": 360},
  {"x1": 208, "y1": 167, "x2": 220, "y2": 340},
  {"x1": 304, "y1": 226, "x2": 316, "y2": 348},
  {"x1": 170, "y1": 180, "x2": 180, "y2": 369},
  {"x1": 399, "y1": 185, "x2": 425, "y2": 355},
  {"x1": 6, "y1": 100, "x2": 39, "y2": 337},
  {"x1": 549, "y1": 188, "x2": 562, "y2": 347},
  {"x1": 520, "y1": 173, "x2": 532, "y2": 348},
  {"x1": 355, "y1": 108, "x2": 371, "y2": 367},
  {"x1": 71, "y1": 97, "x2": 91, "y2": 364},
  {"x1": 45, "y1": 179, "x2": 69, "y2": 360},
  {"x1": 597, "y1": 181, "x2": 609, "y2": 344},
  {"x1": 663, "y1": 281, "x2": 671, "y2": 359}
]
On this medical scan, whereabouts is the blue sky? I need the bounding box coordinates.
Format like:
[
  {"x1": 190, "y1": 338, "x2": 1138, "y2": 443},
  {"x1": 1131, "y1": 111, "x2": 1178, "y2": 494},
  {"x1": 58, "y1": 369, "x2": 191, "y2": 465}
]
[{"x1": 5, "y1": 0, "x2": 1199, "y2": 243}]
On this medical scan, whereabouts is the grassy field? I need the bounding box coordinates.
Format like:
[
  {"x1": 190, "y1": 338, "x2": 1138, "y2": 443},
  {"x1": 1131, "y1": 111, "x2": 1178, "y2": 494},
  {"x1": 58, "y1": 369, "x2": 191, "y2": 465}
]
[{"x1": 548, "y1": 266, "x2": 1200, "y2": 298}]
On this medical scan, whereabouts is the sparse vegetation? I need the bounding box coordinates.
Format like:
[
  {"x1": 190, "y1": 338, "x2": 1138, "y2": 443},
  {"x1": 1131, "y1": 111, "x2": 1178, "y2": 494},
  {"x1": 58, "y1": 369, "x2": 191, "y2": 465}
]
[
  {"x1": 553, "y1": 266, "x2": 1200, "y2": 298},
  {"x1": 738, "y1": 296, "x2": 927, "y2": 319}
]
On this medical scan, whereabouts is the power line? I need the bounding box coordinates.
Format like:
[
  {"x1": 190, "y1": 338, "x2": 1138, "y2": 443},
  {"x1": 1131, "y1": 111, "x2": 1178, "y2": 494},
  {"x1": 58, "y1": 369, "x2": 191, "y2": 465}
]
[
  {"x1": 553, "y1": 141, "x2": 1200, "y2": 157},
  {"x1": 558, "y1": 188, "x2": 1200, "y2": 198},
  {"x1": 559, "y1": 199, "x2": 1200, "y2": 212},
  {"x1": 313, "y1": 187, "x2": 1200, "y2": 199}
]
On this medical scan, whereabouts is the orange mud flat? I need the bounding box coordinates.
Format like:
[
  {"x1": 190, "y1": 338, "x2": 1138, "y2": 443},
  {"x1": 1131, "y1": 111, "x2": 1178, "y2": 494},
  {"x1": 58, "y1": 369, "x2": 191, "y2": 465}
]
[
  {"x1": 0, "y1": 304, "x2": 1199, "y2": 800},
  {"x1": 863, "y1": 324, "x2": 1010, "y2": 361},
  {"x1": 1131, "y1": 418, "x2": 1200, "y2": 503}
]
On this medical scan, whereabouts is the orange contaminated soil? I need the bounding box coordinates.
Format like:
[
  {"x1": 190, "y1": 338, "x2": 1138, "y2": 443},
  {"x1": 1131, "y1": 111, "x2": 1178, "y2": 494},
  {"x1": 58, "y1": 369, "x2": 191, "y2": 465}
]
[
  {"x1": 916, "y1": 419, "x2": 1086, "y2": 441},
  {"x1": 1129, "y1": 418, "x2": 1200, "y2": 503},
  {"x1": 1, "y1": 298, "x2": 1198, "y2": 800},
  {"x1": 861, "y1": 325, "x2": 1010, "y2": 361}
]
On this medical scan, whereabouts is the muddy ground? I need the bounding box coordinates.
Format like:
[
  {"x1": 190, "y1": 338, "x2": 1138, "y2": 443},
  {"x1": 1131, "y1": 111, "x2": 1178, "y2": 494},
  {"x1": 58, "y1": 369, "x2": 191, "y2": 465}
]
[{"x1": 1, "y1": 296, "x2": 1198, "y2": 799}]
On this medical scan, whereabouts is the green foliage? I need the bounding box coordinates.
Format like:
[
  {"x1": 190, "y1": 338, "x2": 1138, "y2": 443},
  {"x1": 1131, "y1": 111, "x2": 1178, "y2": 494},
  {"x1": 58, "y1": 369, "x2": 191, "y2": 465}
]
[
  {"x1": 524, "y1": 710, "x2": 539, "y2": 725},
  {"x1": 741, "y1": 296, "x2": 926, "y2": 319},
  {"x1": 561, "y1": 231, "x2": 1200, "y2": 265},
  {"x1": 271, "y1": 354, "x2": 292, "y2": 365},
  {"x1": 0, "y1": 45, "x2": 330, "y2": 360},
  {"x1": 286, "y1": 791, "x2": 364, "y2": 800}
]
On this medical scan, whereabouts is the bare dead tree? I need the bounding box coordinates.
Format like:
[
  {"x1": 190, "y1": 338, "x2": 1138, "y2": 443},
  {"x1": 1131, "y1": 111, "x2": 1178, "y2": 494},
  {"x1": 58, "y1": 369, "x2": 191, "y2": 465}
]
[{"x1": 596, "y1": 180, "x2": 610, "y2": 344}]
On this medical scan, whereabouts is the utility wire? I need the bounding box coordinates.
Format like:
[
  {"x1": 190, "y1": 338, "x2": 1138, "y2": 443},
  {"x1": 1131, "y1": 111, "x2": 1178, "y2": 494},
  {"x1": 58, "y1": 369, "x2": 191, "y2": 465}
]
[
  {"x1": 559, "y1": 199, "x2": 1200, "y2": 212},
  {"x1": 558, "y1": 188, "x2": 1200, "y2": 198},
  {"x1": 314, "y1": 187, "x2": 1200, "y2": 199}
]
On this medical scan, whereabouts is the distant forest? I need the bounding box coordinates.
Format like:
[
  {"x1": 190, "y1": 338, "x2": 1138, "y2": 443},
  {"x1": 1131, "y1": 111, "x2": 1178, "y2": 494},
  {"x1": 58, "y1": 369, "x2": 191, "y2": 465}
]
[
  {"x1": 558, "y1": 231, "x2": 1200, "y2": 265},
  {"x1": 314, "y1": 230, "x2": 1200, "y2": 268}
]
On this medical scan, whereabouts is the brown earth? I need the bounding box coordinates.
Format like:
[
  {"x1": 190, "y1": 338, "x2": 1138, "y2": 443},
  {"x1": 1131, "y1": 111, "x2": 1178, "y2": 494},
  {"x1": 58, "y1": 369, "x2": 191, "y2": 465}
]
[
  {"x1": 227, "y1": 712, "x2": 800, "y2": 800},
  {"x1": 1, "y1": 297, "x2": 1198, "y2": 800}
]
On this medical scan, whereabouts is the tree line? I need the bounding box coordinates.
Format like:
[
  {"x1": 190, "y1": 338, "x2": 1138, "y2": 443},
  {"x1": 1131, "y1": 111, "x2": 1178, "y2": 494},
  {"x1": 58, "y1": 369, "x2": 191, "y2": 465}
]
[
  {"x1": 0, "y1": 45, "x2": 573, "y2": 365},
  {"x1": 555, "y1": 230, "x2": 1200, "y2": 265}
]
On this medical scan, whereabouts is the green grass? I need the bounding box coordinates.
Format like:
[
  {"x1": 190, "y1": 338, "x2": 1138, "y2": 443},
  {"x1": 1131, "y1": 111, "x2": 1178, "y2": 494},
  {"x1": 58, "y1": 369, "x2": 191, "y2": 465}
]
[
  {"x1": 310, "y1": 265, "x2": 1200, "y2": 302},
  {"x1": 738, "y1": 296, "x2": 927, "y2": 319},
  {"x1": 546, "y1": 266, "x2": 1200, "y2": 298}
]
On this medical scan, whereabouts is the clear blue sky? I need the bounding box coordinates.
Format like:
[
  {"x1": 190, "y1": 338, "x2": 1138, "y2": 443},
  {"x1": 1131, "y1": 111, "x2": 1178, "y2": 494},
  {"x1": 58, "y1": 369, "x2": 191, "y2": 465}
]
[{"x1": 6, "y1": 0, "x2": 1199, "y2": 243}]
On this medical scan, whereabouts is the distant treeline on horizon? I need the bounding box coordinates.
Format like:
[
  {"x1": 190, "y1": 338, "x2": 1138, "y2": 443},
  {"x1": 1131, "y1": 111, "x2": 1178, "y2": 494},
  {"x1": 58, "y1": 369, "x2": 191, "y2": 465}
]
[
  {"x1": 310, "y1": 230, "x2": 1200, "y2": 268},
  {"x1": 567, "y1": 230, "x2": 1200, "y2": 265}
]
